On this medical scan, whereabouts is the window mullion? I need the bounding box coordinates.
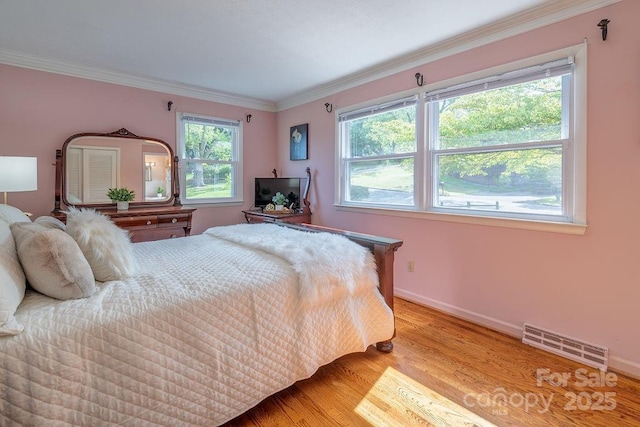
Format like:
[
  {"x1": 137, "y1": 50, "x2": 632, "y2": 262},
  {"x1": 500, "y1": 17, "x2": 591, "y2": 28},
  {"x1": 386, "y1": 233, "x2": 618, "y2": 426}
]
[
  {"x1": 433, "y1": 139, "x2": 567, "y2": 156},
  {"x1": 345, "y1": 153, "x2": 416, "y2": 163}
]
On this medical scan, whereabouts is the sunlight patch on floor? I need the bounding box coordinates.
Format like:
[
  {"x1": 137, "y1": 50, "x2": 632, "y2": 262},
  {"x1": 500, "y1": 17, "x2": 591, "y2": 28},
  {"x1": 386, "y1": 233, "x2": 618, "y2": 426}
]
[{"x1": 355, "y1": 366, "x2": 496, "y2": 426}]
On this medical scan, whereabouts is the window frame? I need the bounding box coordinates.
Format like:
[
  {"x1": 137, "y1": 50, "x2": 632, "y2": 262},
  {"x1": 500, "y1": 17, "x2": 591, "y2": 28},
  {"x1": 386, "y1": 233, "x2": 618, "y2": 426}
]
[
  {"x1": 335, "y1": 45, "x2": 587, "y2": 235},
  {"x1": 337, "y1": 93, "x2": 420, "y2": 209},
  {"x1": 176, "y1": 112, "x2": 243, "y2": 206}
]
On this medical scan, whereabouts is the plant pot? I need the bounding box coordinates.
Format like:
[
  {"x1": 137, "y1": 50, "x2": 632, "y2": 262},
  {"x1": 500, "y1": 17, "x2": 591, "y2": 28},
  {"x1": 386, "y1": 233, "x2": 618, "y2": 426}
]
[
  {"x1": 275, "y1": 204, "x2": 284, "y2": 211},
  {"x1": 116, "y1": 201, "x2": 129, "y2": 211},
  {"x1": 157, "y1": 193, "x2": 163, "y2": 198}
]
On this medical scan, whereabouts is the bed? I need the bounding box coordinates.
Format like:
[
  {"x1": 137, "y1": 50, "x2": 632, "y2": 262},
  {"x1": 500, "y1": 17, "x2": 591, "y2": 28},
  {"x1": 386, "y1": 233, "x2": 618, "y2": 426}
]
[{"x1": 0, "y1": 207, "x2": 401, "y2": 425}]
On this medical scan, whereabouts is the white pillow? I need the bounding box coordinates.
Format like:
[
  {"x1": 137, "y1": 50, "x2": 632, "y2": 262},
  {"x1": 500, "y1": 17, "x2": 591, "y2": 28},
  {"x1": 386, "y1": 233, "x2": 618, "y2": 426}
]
[
  {"x1": 65, "y1": 208, "x2": 136, "y2": 281},
  {"x1": 35, "y1": 215, "x2": 66, "y2": 231},
  {"x1": 0, "y1": 220, "x2": 26, "y2": 335},
  {"x1": 11, "y1": 222, "x2": 96, "y2": 300},
  {"x1": 0, "y1": 204, "x2": 31, "y2": 225}
]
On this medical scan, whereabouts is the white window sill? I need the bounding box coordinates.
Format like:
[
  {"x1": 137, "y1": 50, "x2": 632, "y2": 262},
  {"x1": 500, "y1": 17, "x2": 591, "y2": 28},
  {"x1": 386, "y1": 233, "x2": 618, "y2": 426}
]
[
  {"x1": 334, "y1": 205, "x2": 587, "y2": 235},
  {"x1": 181, "y1": 200, "x2": 244, "y2": 208}
]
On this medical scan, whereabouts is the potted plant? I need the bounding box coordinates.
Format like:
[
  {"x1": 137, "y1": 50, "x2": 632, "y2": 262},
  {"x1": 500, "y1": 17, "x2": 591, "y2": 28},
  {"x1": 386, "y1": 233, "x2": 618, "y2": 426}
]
[
  {"x1": 106, "y1": 187, "x2": 135, "y2": 211},
  {"x1": 271, "y1": 192, "x2": 288, "y2": 210},
  {"x1": 156, "y1": 186, "x2": 164, "y2": 198}
]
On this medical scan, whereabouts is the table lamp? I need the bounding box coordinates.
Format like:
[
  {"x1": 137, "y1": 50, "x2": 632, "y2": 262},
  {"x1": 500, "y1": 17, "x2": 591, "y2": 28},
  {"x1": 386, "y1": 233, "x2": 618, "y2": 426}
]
[{"x1": 0, "y1": 156, "x2": 38, "y2": 205}]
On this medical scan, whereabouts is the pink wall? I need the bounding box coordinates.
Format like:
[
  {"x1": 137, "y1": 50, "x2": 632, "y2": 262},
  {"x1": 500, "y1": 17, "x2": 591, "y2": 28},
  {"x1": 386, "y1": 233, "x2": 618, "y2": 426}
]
[
  {"x1": 1, "y1": 1, "x2": 638, "y2": 376},
  {"x1": 276, "y1": 1, "x2": 640, "y2": 376},
  {"x1": 0, "y1": 66, "x2": 277, "y2": 232}
]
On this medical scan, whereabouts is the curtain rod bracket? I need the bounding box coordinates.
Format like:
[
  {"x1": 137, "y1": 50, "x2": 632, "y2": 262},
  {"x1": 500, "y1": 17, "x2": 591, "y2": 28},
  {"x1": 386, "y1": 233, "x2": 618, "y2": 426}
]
[
  {"x1": 597, "y1": 19, "x2": 610, "y2": 41},
  {"x1": 246, "y1": 114, "x2": 252, "y2": 123},
  {"x1": 167, "y1": 101, "x2": 173, "y2": 111},
  {"x1": 415, "y1": 73, "x2": 424, "y2": 87},
  {"x1": 325, "y1": 102, "x2": 333, "y2": 113}
]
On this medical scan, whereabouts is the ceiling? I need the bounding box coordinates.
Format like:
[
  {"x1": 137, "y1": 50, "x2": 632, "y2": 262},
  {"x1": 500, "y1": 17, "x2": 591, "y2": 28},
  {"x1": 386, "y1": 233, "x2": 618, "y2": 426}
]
[{"x1": 0, "y1": 0, "x2": 617, "y2": 111}]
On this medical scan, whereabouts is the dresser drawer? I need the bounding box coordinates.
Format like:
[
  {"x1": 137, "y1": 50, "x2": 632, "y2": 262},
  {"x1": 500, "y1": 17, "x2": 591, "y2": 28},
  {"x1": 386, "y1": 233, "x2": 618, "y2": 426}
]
[
  {"x1": 58, "y1": 207, "x2": 197, "y2": 243},
  {"x1": 112, "y1": 215, "x2": 158, "y2": 229},
  {"x1": 157, "y1": 213, "x2": 190, "y2": 228}
]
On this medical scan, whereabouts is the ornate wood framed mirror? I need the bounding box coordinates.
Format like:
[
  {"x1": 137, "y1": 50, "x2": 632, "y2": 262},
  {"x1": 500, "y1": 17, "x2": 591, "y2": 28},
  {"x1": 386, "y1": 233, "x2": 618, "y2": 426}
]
[{"x1": 54, "y1": 128, "x2": 181, "y2": 212}]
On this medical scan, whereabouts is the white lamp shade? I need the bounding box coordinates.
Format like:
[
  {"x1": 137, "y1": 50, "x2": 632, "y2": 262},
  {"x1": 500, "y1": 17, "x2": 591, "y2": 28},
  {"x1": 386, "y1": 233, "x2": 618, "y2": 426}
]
[{"x1": 0, "y1": 157, "x2": 38, "y2": 192}]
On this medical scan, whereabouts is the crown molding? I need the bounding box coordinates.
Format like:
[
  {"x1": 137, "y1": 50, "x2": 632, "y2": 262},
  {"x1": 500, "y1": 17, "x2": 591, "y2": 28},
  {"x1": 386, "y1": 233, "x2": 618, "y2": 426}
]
[
  {"x1": 275, "y1": 0, "x2": 621, "y2": 111},
  {"x1": 0, "y1": 0, "x2": 619, "y2": 113},
  {"x1": 0, "y1": 49, "x2": 277, "y2": 112}
]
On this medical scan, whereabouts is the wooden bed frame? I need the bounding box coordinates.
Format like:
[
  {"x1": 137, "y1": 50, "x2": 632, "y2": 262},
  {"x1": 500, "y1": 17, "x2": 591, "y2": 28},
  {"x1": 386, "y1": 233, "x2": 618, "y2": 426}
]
[
  {"x1": 279, "y1": 222, "x2": 403, "y2": 352},
  {"x1": 51, "y1": 127, "x2": 403, "y2": 350}
]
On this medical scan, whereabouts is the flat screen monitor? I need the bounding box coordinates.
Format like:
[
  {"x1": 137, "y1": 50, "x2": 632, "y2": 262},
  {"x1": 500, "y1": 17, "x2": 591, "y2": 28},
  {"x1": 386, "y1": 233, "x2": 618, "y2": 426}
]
[{"x1": 254, "y1": 177, "x2": 305, "y2": 209}]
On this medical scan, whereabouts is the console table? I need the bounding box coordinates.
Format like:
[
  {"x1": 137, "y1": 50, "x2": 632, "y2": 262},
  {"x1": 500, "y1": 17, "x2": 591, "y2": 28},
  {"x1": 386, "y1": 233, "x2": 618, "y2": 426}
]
[
  {"x1": 242, "y1": 209, "x2": 311, "y2": 225},
  {"x1": 53, "y1": 206, "x2": 196, "y2": 243}
]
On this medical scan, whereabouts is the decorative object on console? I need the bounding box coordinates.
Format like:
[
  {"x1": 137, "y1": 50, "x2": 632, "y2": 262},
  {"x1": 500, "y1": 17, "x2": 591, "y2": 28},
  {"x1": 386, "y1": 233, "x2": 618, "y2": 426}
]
[
  {"x1": 106, "y1": 187, "x2": 135, "y2": 211},
  {"x1": 290, "y1": 123, "x2": 308, "y2": 160},
  {"x1": 0, "y1": 156, "x2": 37, "y2": 205},
  {"x1": 263, "y1": 203, "x2": 293, "y2": 214},
  {"x1": 156, "y1": 186, "x2": 164, "y2": 197},
  {"x1": 271, "y1": 192, "x2": 288, "y2": 210}
]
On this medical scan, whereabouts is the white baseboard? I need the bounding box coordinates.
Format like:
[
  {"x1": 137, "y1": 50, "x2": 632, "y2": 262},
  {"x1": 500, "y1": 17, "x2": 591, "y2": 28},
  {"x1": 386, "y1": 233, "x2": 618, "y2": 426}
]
[
  {"x1": 608, "y1": 356, "x2": 640, "y2": 380},
  {"x1": 394, "y1": 288, "x2": 640, "y2": 380},
  {"x1": 395, "y1": 289, "x2": 522, "y2": 338}
]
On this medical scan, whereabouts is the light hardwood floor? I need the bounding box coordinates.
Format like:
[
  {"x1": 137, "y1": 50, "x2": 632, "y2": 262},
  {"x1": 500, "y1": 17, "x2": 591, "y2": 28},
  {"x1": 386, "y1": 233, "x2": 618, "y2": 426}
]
[{"x1": 226, "y1": 298, "x2": 640, "y2": 426}]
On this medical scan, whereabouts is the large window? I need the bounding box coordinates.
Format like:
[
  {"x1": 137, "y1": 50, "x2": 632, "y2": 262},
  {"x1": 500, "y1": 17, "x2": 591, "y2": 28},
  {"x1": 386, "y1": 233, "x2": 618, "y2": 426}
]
[
  {"x1": 338, "y1": 51, "x2": 585, "y2": 229},
  {"x1": 428, "y1": 57, "x2": 572, "y2": 220},
  {"x1": 339, "y1": 96, "x2": 418, "y2": 206},
  {"x1": 177, "y1": 113, "x2": 243, "y2": 205}
]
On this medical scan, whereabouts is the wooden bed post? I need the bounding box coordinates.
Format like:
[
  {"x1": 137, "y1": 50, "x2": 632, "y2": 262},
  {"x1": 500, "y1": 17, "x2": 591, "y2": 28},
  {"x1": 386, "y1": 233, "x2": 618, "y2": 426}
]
[
  {"x1": 53, "y1": 149, "x2": 62, "y2": 213},
  {"x1": 302, "y1": 167, "x2": 311, "y2": 214}
]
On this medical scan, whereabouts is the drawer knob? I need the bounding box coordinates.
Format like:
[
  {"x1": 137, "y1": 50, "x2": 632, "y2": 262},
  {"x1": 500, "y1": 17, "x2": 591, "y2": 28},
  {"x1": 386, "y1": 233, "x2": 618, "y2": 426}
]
[
  {"x1": 171, "y1": 218, "x2": 178, "y2": 223},
  {"x1": 146, "y1": 220, "x2": 152, "y2": 225}
]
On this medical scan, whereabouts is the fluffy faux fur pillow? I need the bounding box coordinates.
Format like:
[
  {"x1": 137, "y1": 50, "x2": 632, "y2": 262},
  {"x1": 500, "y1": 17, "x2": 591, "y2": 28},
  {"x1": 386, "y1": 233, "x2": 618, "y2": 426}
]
[
  {"x1": 11, "y1": 222, "x2": 96, "y2": 300},
  {"x1": 65, "y1": 208, "x2": 136, "y2": 281},
  {"x1": 0, "y1": 220, "x2": 26, "y2": 335}
]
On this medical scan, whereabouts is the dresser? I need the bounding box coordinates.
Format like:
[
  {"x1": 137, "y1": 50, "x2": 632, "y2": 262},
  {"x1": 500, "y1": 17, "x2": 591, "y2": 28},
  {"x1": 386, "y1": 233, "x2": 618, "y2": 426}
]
[{"x1": 54, "y1": 206, "x2": 196, "y2": 243}]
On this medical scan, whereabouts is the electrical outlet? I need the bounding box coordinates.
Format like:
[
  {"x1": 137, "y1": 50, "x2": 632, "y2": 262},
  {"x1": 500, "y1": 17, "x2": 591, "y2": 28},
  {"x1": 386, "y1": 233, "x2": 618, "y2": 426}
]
[{"x1": 408, "y1": 260, "x2": 414, "y2": 272}]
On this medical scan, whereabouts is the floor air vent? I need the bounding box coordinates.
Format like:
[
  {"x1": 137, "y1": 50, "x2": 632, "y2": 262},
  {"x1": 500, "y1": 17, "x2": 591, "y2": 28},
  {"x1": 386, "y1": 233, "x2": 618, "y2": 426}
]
[{"x1": 522, "y1": 323, "x2": 608, "y2": 371}]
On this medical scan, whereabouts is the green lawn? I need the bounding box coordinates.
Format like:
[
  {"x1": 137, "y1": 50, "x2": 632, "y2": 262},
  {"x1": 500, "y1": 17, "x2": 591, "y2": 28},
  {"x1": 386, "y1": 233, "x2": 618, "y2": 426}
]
[
  {"x1": 185, "y1": 173, "x2": 231, "y2": 198},
  {"x1": 350, "y1": 164, "x2": 560, "y2": 207},
  {"x1": 351, "y1": 165, "x2": 413, "y2": 191}
]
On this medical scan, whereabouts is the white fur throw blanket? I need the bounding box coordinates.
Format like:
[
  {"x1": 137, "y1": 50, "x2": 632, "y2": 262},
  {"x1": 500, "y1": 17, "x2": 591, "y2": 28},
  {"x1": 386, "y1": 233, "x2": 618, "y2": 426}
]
[{"x1": 205, "y1": 223, "x2": 379, "y2": 306}]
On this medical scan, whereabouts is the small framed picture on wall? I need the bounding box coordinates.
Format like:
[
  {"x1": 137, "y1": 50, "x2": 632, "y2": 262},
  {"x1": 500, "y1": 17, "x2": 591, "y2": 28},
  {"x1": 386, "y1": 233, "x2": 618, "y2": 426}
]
[{"x1": 290, "y1": 123, "x2": 308, "y2": 160}]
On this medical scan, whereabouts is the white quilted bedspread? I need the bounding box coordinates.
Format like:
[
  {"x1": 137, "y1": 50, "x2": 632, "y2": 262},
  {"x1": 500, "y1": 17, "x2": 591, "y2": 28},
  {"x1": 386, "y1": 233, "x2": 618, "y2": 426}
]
[{"x1": 0, "y1": 227, "x2": 394, "y2": 426}]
